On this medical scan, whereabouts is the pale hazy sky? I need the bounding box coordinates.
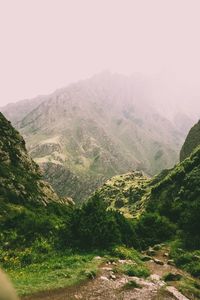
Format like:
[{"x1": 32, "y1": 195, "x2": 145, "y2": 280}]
[{"x1": 1, "y1": 0, "x2": 200, "y2": 106}]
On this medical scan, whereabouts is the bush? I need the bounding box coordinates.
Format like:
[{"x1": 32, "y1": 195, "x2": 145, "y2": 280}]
[
  {"x1": 71, "y1": 196, "x2": 121, "y2": 248},
  {"x1": 61, "y1": 195, "x2": 138, "y2": 250},
  {"x1": 134, "y1": 212, "x2": 176, "y2": 249}
]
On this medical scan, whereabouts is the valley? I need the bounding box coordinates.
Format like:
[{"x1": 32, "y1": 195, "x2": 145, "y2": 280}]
[
  {"x1": 0, "y1": 84, "x2": 200, "y2": 299},
  {"x1": 1, "y1": 72, "x2": 196, "y2": 203}
]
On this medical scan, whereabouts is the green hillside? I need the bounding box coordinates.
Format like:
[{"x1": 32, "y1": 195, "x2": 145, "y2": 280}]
[
  {"x1": 93, "y1": 124, "x2": 200, "y2": 249},
  {"x1": 0, "y1": 112, "x2": 72, "y2": 249},
  {"x1": 1, "y1": 112, "x2": 200, "y2": 299},
  {"x1": 148, "y1": 145, "x2": 200, "y2": 248},
  {"x1": 94, "y1": 171, "x2": 151, "y2": 218},
  {"x1": 180, "y1": 120, "x2": 200, "y2": 161}
]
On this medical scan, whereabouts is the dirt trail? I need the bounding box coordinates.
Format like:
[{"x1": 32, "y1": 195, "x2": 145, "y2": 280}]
[{"x1": 23, "y1": 248, "x2": 190, "y2": 300}]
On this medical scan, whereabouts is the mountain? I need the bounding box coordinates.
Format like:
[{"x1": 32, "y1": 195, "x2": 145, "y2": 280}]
[
  {"x1": 93, "y1": 121, "x2": 200, "y2": 250},
  {"x1": 0, "y1": 97, "x2": 45, "y2": 124},
  {"x1": 1, "y1": 72, "x2": 193, "y2": 202},
  {"x1": 0, "y1": 112, "x2": 73, "y2": 250},
  {"x1": 180, "y1": 119, "x2": 200, "y2": 161},
  {"x1": 0, "y1": 112, "x2": 62, "y2": 205}
]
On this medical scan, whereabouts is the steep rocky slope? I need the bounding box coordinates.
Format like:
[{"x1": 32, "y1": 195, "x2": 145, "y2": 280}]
[
  {"x1": 0, "y1": 112, "x2": 70, "y2": 205},
  {"x1": 180, "y1": 120, "x2": 200, "y2": 161},
  {"x1": 0, "y1": 112, "x2": 73, "y2": 251},
  {"x1": 1, "y1": 72, "x2": 187, "y2": 202}
]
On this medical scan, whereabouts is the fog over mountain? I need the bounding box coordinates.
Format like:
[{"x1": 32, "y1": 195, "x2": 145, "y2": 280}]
[
  {"x1": 1, "y1": 0, "x2": 200, "y2": 202},
  {"x1": 1, "y1": 71, "x2": 199, "y2": 202}
]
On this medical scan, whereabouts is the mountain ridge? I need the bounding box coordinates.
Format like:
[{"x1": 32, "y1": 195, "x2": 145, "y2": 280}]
[{"x1": 1, "y1": 72, "x2": 196, "y2": 202}]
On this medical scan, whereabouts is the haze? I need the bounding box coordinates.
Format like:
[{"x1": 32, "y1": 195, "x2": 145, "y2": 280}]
[{"x1": 1, "y1": 0, "x2": 200, "y2": 108}]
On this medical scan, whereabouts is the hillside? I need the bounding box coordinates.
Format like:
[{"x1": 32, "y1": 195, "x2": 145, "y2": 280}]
[
  {"x1": 95, "y1": 123, "x2": 200, "y2": 248},
  {"x1": 1, "y1": 112, "x2": 200, "y2": 300},
  {"x1": 148, "y1": 145, "x2": 200, "y2": 245},
  {"x1": 180, "y1": 119, "x2": 200, "y2": 161},
  {"x1": 94, "y1": 171, "x2": 151, "y2": 218},
  {"x1": 1, "y1": 73, "x2": 186, "y2": 202},
  {"x1": 0, "y1": 112, "x2": 73, "y2": 250},
  {"x1": 0, "y1": 112, "x2": 63, "y2": 205}
]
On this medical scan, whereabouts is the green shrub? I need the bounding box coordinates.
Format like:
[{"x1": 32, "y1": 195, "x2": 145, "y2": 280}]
[
  {"x1": 123, "y1": 280, "x2": 141, "y2": 289},
  {"x1": 135, "y1": 212, "x2": 176, "y2": 249},
  {"x1": 121, "y1": 264, "x2": 150, "y2": 278}
]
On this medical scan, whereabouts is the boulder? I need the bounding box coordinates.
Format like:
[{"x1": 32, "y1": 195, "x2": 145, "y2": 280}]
[
  {"x1": 153, "y1": 244, "x2": 162, "y2": 251},
  {"x1": 141, "y1": 255, "x2": 152, "y2": 262},
  {"x1": 167, "y1": 259, "x2": 175, "y2": 266},
  {"x1": 146, "y1": 249, "x2": 156, "y2": 256},
  {"x1": 153, "y1": 258, "x2": 164, "y2": 265}
]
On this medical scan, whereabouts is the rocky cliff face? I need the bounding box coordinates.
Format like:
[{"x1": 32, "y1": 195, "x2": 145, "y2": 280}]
[
  {"x1": 0, "y1": 112, "x2": 65, "y2": 205},
  {"x1": 180, "y1": 120, "x2": 200, "y2": 161}
]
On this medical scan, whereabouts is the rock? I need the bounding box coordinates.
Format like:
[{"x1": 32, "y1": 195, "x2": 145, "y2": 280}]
[
  {"x1": 153, "y1": 244, "x2": 162, "y2": 251},
  {"x1": 84, "y1": 271, "x2": 96, "y2": 279},
  {"x1": 146, "y1": 249, "x2": 156, "y2": 256},
  {"x1": 100, "y1": 276, "x2": 109, "y2": 281},
  {"x1": 164, "y1": 273, "x2": 182, "y2": 282},
  {"x1": 150, "y1": 274, "x2": 161, "y2": 281},
  {"x1": 141, "y1": 255, "x2": 152, "y2": 262},
  {"x1": 93, "y1": 256, "x2": 102, "y2": 260},
  {"x1": 167, "y1": 259, "x2": 175, "y2": 266},
  {"x1": 153, "y1": 258, "x2": 164, "y2": 265},
  {"x1": 102, "y1": 267, "x2": 113, "y2": 271},
  {"x1": 118, "y1": 259, "x2": 128, "y2": 264},
  {"x1": 74, "y1": 294, "x2": 83, "y2": 299},
  {"x1": 109, "y1": 273, "x2": 116, "y2": 280},
  {"x1": 166, "y1": 286, "x2": 189, "y2": 300}
]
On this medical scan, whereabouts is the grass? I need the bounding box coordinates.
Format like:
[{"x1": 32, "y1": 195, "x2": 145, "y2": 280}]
[
  {"x1": 0, "y1": 246, "x2": 148, "y2": 297},
  {"x1": 110, "y1": 246, "x2": 143, "y2": 263},
  {"x1": 123, "y1": 280, "x2": 141, "y2": 290},
  {"x1": 169, "y1": 241, "x2": 200, "y2": 278},
  {"x1": 111, "y1": 246, "x2": 150, "y2": 278},
  {"x1": 117, "y1": 263, "x2": 150, "y2": 278},
  {"x1": 175, "y1": 277, "x2": 200, "y2": 299},
  {"x1": 4, "y1": 251, "x2": 102, "y2": 296}
]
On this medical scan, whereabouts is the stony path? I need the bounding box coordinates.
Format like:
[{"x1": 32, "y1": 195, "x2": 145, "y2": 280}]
[{"x1": 23, "y1": 248, "x2": 190, "y2": 300}]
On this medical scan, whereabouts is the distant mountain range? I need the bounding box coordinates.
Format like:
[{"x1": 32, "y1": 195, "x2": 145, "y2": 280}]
[{"x1": 1, "y1": 72, "x2": 199, "y2": 202}]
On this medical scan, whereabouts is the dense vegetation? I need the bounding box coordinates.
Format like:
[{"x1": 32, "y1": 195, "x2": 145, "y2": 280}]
[
  {"x1": 1, "y1": 112, "x2": 199, "y2": 254},
  {"x1": 0, "y1": 112, "x2": 200, "y2": 297},
  {"x1": 147, "y1": 146, "x2": 200, "y2": 249},
  {"x1": 180, "y1": 120, "x2": 200, "y2": 161}
]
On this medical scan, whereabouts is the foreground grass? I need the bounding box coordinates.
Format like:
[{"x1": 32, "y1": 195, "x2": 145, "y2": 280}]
[
  {"x1": 4, "y1": 251, "x2": 102, "y2": 296},
  {"x1": 110, "y1": 246, "x2": 150, "y2": 278},
  {"x1": 1, "y1": 246, "x2": 148, "y2": 297}
]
